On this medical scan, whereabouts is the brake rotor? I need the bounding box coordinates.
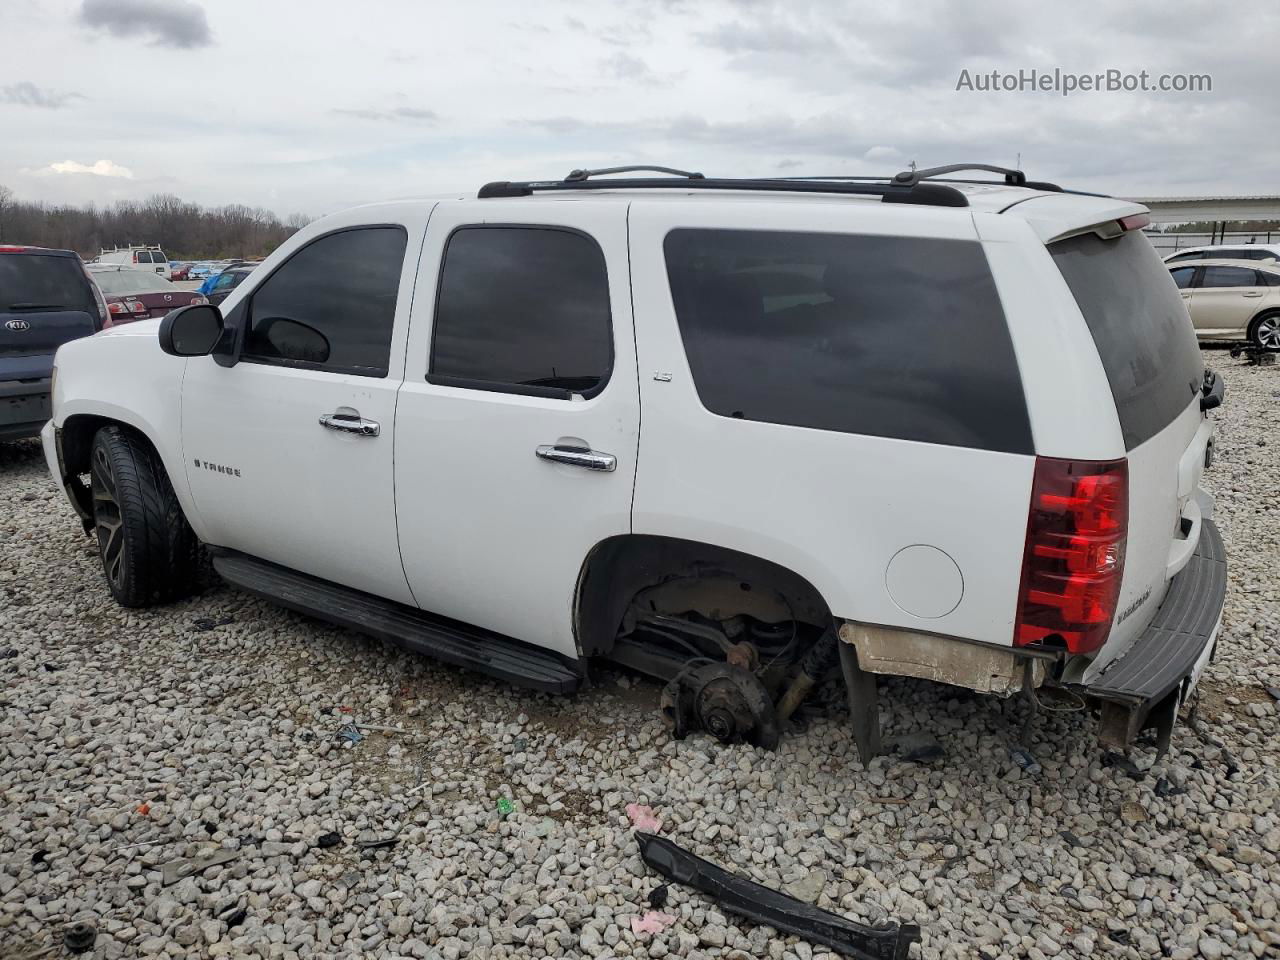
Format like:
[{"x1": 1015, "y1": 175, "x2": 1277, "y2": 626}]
[{"x1": 661, "y1": 662, "x2": 780, "y2": 750}]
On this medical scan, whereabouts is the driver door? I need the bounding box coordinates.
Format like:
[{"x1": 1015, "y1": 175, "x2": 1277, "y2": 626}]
[{"x1": 180, "y1": 210, "x2": 431, "y2": 604}]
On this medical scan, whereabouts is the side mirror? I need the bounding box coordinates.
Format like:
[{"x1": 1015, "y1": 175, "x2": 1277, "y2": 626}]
[
  {"x1": 254, "y1": 316, "x2": 331, "y2": 364},
  {"x1": 159, "y1": 304, "x2": 224, "y2": 357}
]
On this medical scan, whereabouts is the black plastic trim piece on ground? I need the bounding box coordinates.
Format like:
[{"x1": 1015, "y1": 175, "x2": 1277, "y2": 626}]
[
  {"x1": 636, "y1": 832, "x2": 921, "y2": 960},
  {"x1": 211, "y1": 550, "x2": 582, "y2": 694}
]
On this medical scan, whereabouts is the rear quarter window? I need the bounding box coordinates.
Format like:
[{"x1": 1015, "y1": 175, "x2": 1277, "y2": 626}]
[
  {"x1": 1050, "y1": 230, "x2": 1203, "y2": 450},
  {"x1": 663, "y1": 229, "x2": 1033, "y2": 453}
]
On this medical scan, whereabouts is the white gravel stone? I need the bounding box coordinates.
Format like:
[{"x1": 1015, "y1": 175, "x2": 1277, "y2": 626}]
[{"x1": 0, "y1": 349, "x2": 1277, "y2": 958}]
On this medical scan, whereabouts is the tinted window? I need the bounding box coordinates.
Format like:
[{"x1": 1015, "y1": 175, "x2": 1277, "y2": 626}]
[
  {"x1": 1261, "y1": 271, "x2": 1280, "y2": 287},
  {"x1": 0, "y1": 254, "x2": 93, "y2": 312},
  {"x1": 1200, "y1": 265, "x2": 1257, "y2": 288},
  {"x1": 245, "y1": 226, "x2": 406, "y2": 377},
  {"x1": 1051, "y1": 230, "x2": 1202, "y2": 450},
  {"x1": 1169, "y1": 267, "x2": 1196, "y2": 289},
  {"x1": 430, "y1": 226, "x2": 612, "y2": 398},
  {"x1": 663, "y1": 229, "x2": 1032, "y2": 453}
]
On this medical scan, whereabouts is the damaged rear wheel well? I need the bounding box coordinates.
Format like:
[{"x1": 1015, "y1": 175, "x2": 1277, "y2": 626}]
[{"x1": 573, "y1": 534, "x2": 833, "y2": 658}]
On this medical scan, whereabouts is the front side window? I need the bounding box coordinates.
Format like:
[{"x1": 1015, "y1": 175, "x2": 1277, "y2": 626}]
[
  {"x1": 429, "y1": 226, "x2": 612, "y2": 398},
  {"x1": 1200, "y1": 265, "x2": 1257, "y2": 288},
  {"x1": 663, "y1": 229, "x2": 1032, "y2": 453},
  {"x1": 244, "y1": 226, "x2": 407, "y2": 377}
]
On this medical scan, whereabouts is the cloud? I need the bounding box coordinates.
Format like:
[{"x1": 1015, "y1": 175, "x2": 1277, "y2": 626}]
[
  {"x1": 35, "y1": 159, "x2": 135, "y2": 179},
  {"x1": 0, "y1": 82, "x2": 84, "y2": 109},
  {"x1": 79, "y1": 0, "x2": 212, "y2": 49},
  {"x1": 330, "y1": 106, "x2": 438, "y2": 123}
]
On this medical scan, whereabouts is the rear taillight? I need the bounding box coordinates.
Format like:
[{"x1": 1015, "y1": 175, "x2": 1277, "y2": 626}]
[
  {"x1": 1014, "y1": 457, "x2": 1128, "y2": 655},
  {"x1": 107, "y1": 301, "x2": 130, "y2": 315},
  {"x1": 130, "y1": 299, "x2": 147, "y2": 314},
  {"x1": 189, "y1": 295, "x2": 208, "y2": 305}
]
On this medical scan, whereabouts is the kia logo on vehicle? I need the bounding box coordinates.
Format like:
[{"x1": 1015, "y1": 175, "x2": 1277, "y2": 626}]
[{"x1": 4, "y1": 319, "x2": 30, "y2": 332}]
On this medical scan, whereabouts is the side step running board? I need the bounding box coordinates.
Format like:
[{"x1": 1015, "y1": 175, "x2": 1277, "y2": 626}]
[{"x1": 211, "y1": 551, "x2": 582, "y2": 694}]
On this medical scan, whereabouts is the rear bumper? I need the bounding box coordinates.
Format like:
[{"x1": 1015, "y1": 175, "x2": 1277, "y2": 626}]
[
  {"x1": 0, "y1": 378, "x2": 52, "y2": 441},
  {"x1": 1081, "y1": 518, "x2": 1226, "y2": 751}
]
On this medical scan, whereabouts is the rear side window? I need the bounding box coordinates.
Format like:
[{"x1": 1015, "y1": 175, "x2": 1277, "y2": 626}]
[
  {"x1": 0, "y1": 254, "x2": 93, "y2": 312},
  {"x1": 1051, "y1": 230, "x2": 1202, "y2": 450},
  {"x1": 1170, "y1": 267, "x2": 1195, "y2": 289},
  {"x1": 663, "y1": 229, "x2": 1032, "y2": 453},
  {"x1": 429, "y1": 226, "x2": 613, "y2": 399},
  {"x1": 1200, "y1": 265, "x2": 1258, "y2": 288},
  {"x1": 244, "y1": 226, "x2": 406, "y2": 377}
]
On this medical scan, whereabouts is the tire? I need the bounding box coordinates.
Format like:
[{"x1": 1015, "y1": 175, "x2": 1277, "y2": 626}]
[
  {"x1": 1249, "y1": 311, "x2": 1280, "y2": 349},
  {"x1": 89, "y1": 425, "x2": 200, "y2": 607}
]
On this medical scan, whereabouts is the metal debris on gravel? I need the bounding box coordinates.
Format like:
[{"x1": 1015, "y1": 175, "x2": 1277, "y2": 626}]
[{"x1": 0, "y1": 349, "x2": 1277, "y2": 959}]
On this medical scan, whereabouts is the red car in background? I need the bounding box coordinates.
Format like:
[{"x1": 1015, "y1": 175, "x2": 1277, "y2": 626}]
[{"x1": 86, "y1": 266, "x2": 206, "y2": 327}]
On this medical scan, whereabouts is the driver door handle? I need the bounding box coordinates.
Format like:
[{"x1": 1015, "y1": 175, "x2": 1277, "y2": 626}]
[
  {"x1": 319, "y1": 407, "x2": 380, "y2": 437},
  {"x1": 535, "y1": 443, "x2": 616, "y2": 472}
]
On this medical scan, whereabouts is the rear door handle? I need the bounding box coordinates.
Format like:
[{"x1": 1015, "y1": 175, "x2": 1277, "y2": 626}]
[
  {"x1": 1243, "y1": 291, "x2": 1264, "y2": 297},
  {"x1": 536, "y1": 443, "x2": 616, "y2": 472},
  {"x1": 319, "y1": 407, "x2": 380, "y2": 437}
]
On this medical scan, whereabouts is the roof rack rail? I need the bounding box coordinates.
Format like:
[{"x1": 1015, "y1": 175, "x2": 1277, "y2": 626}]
[
  {"x1": 892, "y1": 162, "x2": 1062, "y2": 193},
  {"x1": 564, "y1": 165, "x2": 705, "y2": 182},
  {"x1": 478, "y1": 173, "x2": 970, "y2": 208}
]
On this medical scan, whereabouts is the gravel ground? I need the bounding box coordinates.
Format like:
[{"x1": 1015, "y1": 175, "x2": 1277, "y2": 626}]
[{"x1": 1, "y1": 349, "x2": 1277, "y2": 960}]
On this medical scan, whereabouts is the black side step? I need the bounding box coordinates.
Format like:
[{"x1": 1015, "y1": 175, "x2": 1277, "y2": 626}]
[{"x1": 211, "y1": 552, "x2": 582, "y2": 694}]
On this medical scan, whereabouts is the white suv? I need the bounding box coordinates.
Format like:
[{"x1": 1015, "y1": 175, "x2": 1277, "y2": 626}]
[{"x1": 41, "y1": 164, "x2": 1226, "y2": 760}]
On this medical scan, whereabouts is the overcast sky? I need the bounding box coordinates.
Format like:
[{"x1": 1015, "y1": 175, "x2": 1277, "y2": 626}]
[{"x1": 1, "y1": 0, "x2": 1275, "y2": 218}]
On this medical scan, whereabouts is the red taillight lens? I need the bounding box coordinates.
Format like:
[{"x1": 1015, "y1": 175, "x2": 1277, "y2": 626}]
[
  {"x1": 107, "y1": 301, "x2": 130, "y2": 315},
  {"x1": 130, "y1": 300, "x2": 148, "y2": 314},
  {"x1": 189, "y1": 295, "x2": 208, "y2": 305},
  {"x1": 1015, "y1": 457, "x2": 1128, "y2": 655}
]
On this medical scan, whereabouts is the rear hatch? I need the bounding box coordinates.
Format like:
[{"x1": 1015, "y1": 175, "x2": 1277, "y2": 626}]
[
  {"x1": 1048, "y1": 227, "x2": 1212, "y2": 675},
  {"x1": 1, "y1": 249, "x2": 100, "y2": 381}
]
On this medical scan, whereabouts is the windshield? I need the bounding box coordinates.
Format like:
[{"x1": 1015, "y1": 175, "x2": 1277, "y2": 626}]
[
  {"x1": 93, "y1": 270, "x2": 176, "y2": 295},
  {"x1": 0, "y1": 253, "x2": 94, "y2": 312}
]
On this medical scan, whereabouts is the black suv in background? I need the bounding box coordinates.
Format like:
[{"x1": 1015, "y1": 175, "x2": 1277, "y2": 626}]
[{"x1": 1, "y1": 245, "x2": 105, "y2": 441}]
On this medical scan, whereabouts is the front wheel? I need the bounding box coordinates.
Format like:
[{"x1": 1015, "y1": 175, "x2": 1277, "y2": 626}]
[
  {"x1": 1250, "y1": 311, "x2": 1280, "y2": 349},
  {"x1": 89, "y1": 425, "x2": 200, "y2": 607}
]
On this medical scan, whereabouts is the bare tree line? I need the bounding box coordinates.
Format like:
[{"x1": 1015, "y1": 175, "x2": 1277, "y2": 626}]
[{"x1": 0, "y1": 185, "x2": 308, "y2": 259}]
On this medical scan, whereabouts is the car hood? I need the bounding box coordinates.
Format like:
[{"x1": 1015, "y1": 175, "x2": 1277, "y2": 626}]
[{"x1": 99, "y1": 317, "x2": 162, "y2": 338}]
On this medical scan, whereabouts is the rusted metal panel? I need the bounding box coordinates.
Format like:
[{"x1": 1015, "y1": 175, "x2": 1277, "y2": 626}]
[{"x1": 838, "y1": 622, "x2": 1044, "y2": 696}]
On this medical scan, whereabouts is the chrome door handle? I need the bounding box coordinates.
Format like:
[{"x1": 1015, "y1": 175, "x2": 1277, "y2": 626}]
[
  {"x1": 1243, "y1": 291, "x2": 1264, "y2": 297},
  {"x1": 536, "y1": 443, "x2": 616, "y2": 472},
  {"x1": 319, "y1": 407, "x2": 380, "y2": 437}
]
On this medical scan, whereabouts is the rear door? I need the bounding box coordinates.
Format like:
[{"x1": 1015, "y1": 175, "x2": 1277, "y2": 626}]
[
  {"x1": 394, "y1": 200, "x2": 639, "y2": 658},
  {"x1": 1049, "y1": 229, "x2": 1213, "y2": 676},
  {"x1": 1, "y1": 251, "x2": 100, "y2": 381},
  {"x1": 1193, "y1": 265, "x2": 1265, "y2": 337}
]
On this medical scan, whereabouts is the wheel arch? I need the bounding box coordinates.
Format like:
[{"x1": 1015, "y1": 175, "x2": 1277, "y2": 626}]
[
  {"x1": 572, "y1": 533, "x2": 835, "y2": 657},
  {"x1": 1247, "y1": 307, "x2": 1280, "y2": 347},
  {"x1": 57, "y1": 410, "x2": 203, "y2": 538}
]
